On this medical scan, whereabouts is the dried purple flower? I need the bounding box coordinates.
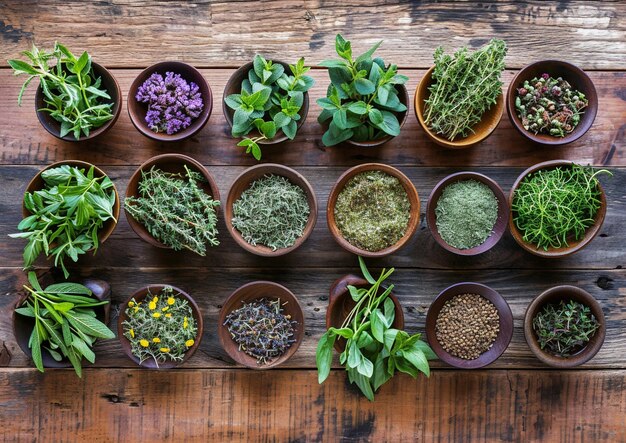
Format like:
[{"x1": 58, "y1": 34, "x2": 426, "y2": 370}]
[{"x1": 136, "y1": 72, "x2": 204, "y2": 135}]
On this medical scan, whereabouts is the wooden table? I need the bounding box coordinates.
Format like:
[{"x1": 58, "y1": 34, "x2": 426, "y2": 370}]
[{"x1": 1, "y1": 1, "x2": 625, "y2": 441}]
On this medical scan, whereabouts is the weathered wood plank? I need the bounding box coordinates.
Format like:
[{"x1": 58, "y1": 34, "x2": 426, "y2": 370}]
[
  {"x1": 1, "y1": 1, "x2": 625, "y2": 69},
  {"x1": 1, "y1": 166, "x2": 623, "y2": 270},
  {"x1": 1, "y1": 69, "x2": 624, "y2": 167},
  {"x1": 1, "y1": 268, "x2": 624, "y2": 369},
  {"x1": 0, "y1": 368, "x2": 624, "y2": 442}
]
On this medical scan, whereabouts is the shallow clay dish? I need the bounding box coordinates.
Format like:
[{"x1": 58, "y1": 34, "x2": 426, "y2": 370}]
[
  {"x1": 506, "y1": 60, "x2": 597, "y2": 146},
  {"x1": 414, "y1": 66, "x2": 503, "y2": 149},
  {"x1": 124, "y1": 153, "x2": 220, "y2": 249},
  {"x1": 225, "y1": 163, "x2": 317, "y2": 257},
  {"x1": 327, "y1": 163, "x2": 420, "y2": 258},
  {"x1": 128, "y1": 61, "x2": 212, "y2": 141},
  {"x1": 425, "y1": 282, "x2": 513, "y2": 369},
  {"x1": 509, "y1": 160, "x2": 607, "y2": 258},
  {"x1": 35, "y1": 62, "x2": 122, "y2": 141},
  {"x1": 426, "y1": 171, "x2": 509, "y2": 255},
  {"x1": 218, "y1": 281, "x2": 304, "y2": 369},
  {"x1": 117, "y1": 284, "x2": 203, "y2": 369},
  {"x1": 524, "y1": 285, "x2": 605, "y2": 368}
]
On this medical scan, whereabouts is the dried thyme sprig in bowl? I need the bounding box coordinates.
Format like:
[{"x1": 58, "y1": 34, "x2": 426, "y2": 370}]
[{"x1": 124, "y1": 154, "x2": 220, "y2": 254}]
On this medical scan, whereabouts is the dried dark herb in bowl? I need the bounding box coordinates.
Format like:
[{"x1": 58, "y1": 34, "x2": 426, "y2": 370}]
[
  {"x1": 232, "y1": 174, "x2": 310, "y2": 251},
  {"x1": 532, "y1": 300, "x2": 599, "y2": 357},
  {"x1": 224, "y1": 298, "x2": 297, "y2": 365},
  {"x1": 334, "y1": 171, "x2": 410, "y2": 252},
  {"x1": 515, "y1": 74, "x2": 588, "y2": 137},
  {"x1": 435, "y1": 180, "x2": 498, "y2": 249}
]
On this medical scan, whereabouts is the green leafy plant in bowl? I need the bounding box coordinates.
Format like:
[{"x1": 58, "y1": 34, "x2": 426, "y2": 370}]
[
  {"x1": 316, "y1": 257, "x2": 435, "y2": 401},
  {"x1": 317, "y1": 34, "x2": 409, "y2": 146},
  {"x1": 224, "y1": 55, "x2": 314, "y2": 160}
]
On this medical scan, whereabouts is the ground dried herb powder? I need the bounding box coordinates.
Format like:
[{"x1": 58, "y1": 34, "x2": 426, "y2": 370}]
[
  {"x1": 435, "y1": 179, "x2": 498, "y2": 249},
  {"x1": 334, "y1": 170, "x2": 410, "y2": 252}
]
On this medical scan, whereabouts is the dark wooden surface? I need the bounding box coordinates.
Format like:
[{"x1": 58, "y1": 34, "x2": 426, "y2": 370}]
[{"x1": 0, "y1": 1, "x2": 625, "y2": 441}]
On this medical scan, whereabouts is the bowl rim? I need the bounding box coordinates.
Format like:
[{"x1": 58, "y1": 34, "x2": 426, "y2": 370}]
[
  {"x1": 425, "y1": 282, "x2": 513, "y2": 369},
  {"x1": 505, "y1": 59, "x2": 598, "y2": 146},
  {"x1": 224, "y1": 163, "x2": 318, "y2": 257},
  {"x1": 414, "y1": 66, "x2": 504, "y2": 149},
  {"x1": 217, "y1": 280, "x2": 305, "y2": 370},
  {"x1": 523, "y1": 285, "x2": 605, "y2": 367},
  {"x1": 124, "y1": 153, "x2": 221, "y2": 250},
  {"x1": 222, "y1": 60, "x2": 309, "y2": 145},
  {"x1": 426, "y1": 171, "x2": 509, "y2": 256},
  {"x1": 326, "y1": 163, "x2": 420, "y2": 258},
  {"x1": 35, "y1": 61, "x2": 122, "y2": 141},
  {"x1": 117, "y1": 284, "x2": 204, "y2": 369},
  {"x1": 508, "y1": 159, "x2": 607, "y2": 257},
  {"x1": 127, "y1": 61, "x2": 213, "y2": 142}
]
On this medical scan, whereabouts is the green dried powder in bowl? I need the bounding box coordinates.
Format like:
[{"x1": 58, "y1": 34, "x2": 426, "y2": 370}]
[
  {"x1": 435, "y1": 179, "x2": 498, "y2": 249},
  {"x1": 334, "y1": 170, "x2": 411, "y2": 252}
]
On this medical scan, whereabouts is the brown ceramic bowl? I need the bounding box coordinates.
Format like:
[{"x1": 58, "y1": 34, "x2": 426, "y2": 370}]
[
  {"x1": 524, "y1": 285, "x2": 605, "y2": 368},
  {"x1": 13, "y1": 276, "x2": 112, "y2": 369},
  {"x1": 117, "y1": 284, "x2": 203, "y2": 369},
  {"x1": 218, "y1": 281, "x2": 305, "y2": 369},
  {"x1": 327, "y1": 163, "x2": 420, "y2": 258},
  {"x1": 506, "y1": 60, "x2": 598, "y2": 146},
  {"x1": 128, "y1": 61, "x2": 212, "y2": 141},
  {"x1": 225, "y1": 163, "x2": 317, "y2": 257},
  {"x1": 326, "y1": 274, "x2": 404, "y2": 352},
  {"x1": 426, "y1": 172, "x2": 509, "y2": 255},
  {"x1": 223, "y1": 61, "x2": 309, "y2": 145},
  {"x1": 124, "y1": 153, "x2": 220, "y2": 249},
  {"x1": 23, "y1": 160, "x2": 120, "y2": 249},
  {"x1": 425, "y1": 282, "x2": 513, "y2": 369},
  {"x1": 345, "y1": 83, "x2": 410, "y2": 147},
  {"x1": 509, "y1": 160, "x2": 607, "y2": 257},
  {"x1": 414, "y1": 66, "x2": 503, "y2": 149},
  {"x1": 35, "y1": 62, "x2": 122, "y2": 141}
]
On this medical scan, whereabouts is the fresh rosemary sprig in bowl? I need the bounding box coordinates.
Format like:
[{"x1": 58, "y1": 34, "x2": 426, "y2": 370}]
[{"x1": 509, "y1": 160, "x2": 611, "y2": 257}]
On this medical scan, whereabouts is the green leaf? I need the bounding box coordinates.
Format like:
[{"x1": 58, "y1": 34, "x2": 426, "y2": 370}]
[
  {"x1": 349, "y1": 368, "x2": 374, "y2": 401},
  {"x1": 356, "y1": 331, "x2": 375, "y2": 350},
  {"x1": 53, "y1": 302, "x2": 75, "y2": 313},
  {"x1": 253, "y1": 54, "x2": 265, "y2": 78},
  {"x1": 373, "y1": 353, "x2": 392, "y2": 391},
  {"x1": 316, "y1": 331, "x2": 336, "y2": 384},
  {"x1": 319, "y1": 60, "x2": 347, "y2": 69},
  {"x1": 376, "y1": 110, "x2": 401, "y2": 136},
  {"x1": 383, "y1": 328, "x2": 399, "y2": 352},
  {"x1": 328, "y1": 327, "x2": 353, "y2": 339},
  {"x1": 347, "y1": 101, "x2": 368, "y2": 115},
  {"x1": 355, "y1": 40, "x2": 382, "y2": 65},
  {"x1": 258, "y1": 121, "x2": 277, "y2": 140},
  {"x1": 27, "y1": 271, "x2": 44, "y2": 292},
  {"x1": 64, "y1": 311, "x2": 115, "y2": 339},
  {"x1": 371, "y1": 309, "x2": 386, "y2": 343},
  {"x1": 47, "y1": 347, "x2": 63, "y2": 362},
  {"x1": 394, "y1": 356, "x2": 418, "y2": 378},
  {"x1": 224, "y1": 94, "x2": 243, "y2": 110},
  {"x1": 317, "y1": 97, "x2": 339, "y2": 111},
  {"x1": 368, "y1": 108, "x2": 384, "y2": 125},
  {"x1": 282, "y1": 119, "x2": 297, "y2": 140},
  {"x1": 401, "y1": 347, "x2": 430, "y2": 377},
  {"x1": 356, "y1": 356, "x2": 374, "y2": 378},
  {"x1": 328, "y1": 66, "x2": 352, "y2": 90},
  {"x1": 358, "y1": 256, "x2": 376, "y2": 284},
  {"x1": 377, "y1": 84, "x2": 390, "y2": 105},
  {"x1": 411, "y1": 340, "x2": 438, "y2": 360},
  {"x1": 273, "y1": 112, "x2": 290, "y2": 128},
  {"x1": 384, "y1": 298, "x2": 395, "y2": 326},
  {"x1": 8, "y1": 59, "x2": 39, "y2": 75},
  {"x1": 355, "y1": 78, "x2": 376, "y2": 95},
  {"x1": 85, "y1": 86, "x2": 110, "y2": 99},
  {"x1": 29, "y1": 325, "x2": 44, "y2": 372},
  {"x1": 15, "y1": 306, "x2": 36, "y2": 317},
  {"x1": 369, "y1": 63, "x2": 383, "y2": 87},
  {"x1": 321, "y1": 120, "x2": 353, "y2": 147},
  {"x1": 72, "y1": 337, "x2": 95, "y2": 364},
  {"x1": 347, "y1": 340, "x2": 362, "y2": 369},
  {"x1": 332, "y1": 108, "x2": 348, "y2": 130}
]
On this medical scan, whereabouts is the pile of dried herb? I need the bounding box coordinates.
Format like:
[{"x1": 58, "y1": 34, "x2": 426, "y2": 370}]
[
  {"x1": 124, "y1": 166, "x2": 220, "y2": 255},
  {"x1": 435, "y1": 180, "x2": 498, "y2": 249},
  {"x1": 435, "y1": 293, "x2": 500, "y2": 360},
  {"x1": 334, "y1": 171, "x2": 410, "y2": 252},
  {"x1": 532, "y1": 300, "x2": 599, "y2": 357},
  {"x1": 424, "y1": 39, "x2": 507, "y2": 141},
  {"x1": 224, "y1": 298, "x2": 297, "y2": 365},
  {"x1": 232, "y1": 174, "x2": 310, "y2": 251}
]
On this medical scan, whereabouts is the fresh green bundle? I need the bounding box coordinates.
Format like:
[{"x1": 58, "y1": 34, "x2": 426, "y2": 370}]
[
  {"x1": 424, "y1": 39, "x2": 507, "y2": 141},
  {"x1": 10, "y1": 164, "x2": 117, "y2": 278}
]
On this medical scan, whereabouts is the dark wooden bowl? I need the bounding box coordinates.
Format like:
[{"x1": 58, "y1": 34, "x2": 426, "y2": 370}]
[
  {"x1": 124, "y1": 153, "x2": 220, "y2": 249},
  {"x1": 223, "y1": 61, "x2": 309, "y2": 145},
  {"x1": 23, "y1": 160, "x2": 120, "y2": 249},
  {"x1": 506, "y1": 60, "x2": 598, "y2": 146},
  {"x1": 414, "y1": 66, "x2": 503, "y2": 149},
  {"x1": 218, "y1": 281, "x2": 305, "y2": 369},
  {"x1": 13, "y1": 275, "x2": 111, "y2": 369},
  {"x1": 326, "y1": 274, "x2": 404, "y2": 352},
  {"x1": 509, "y1": 160, "x2": 607, "y2": 258},
  {"x1": 117, "y1": 284, "x2": 203, "y2": 369},
  {"x1": 327, "y1": 163, "x2": 420, "y2": 258},
  {"x1": 224, "y1": 163, "x2": 317, "y2": 257},
  {"x1": 128, "y1": 61, "x2": 212, "y2": 141},
  {"x1": 35, "y1": 62, "x2": 122, "y2": 141},
  {"x1": 425, "y1": 282, "x2": 513, "y2": 369},
  {"x1": 524, "y1": 285, "x2": 605, "y2": 368},
  {"x1": 345, "y1": 83, "x2": 409, "y2": 147},
  {"x1": 426, "y1": 172, "x2": 509, "y2": 255}
]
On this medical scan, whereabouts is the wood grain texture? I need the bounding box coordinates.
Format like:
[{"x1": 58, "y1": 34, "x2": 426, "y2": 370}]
[
  {"x1": 1, "y1": 267, "x2": 624, "y2": 369},
  {"x1": 0, "y1": 368, "x2": 625, "y2": 442},
  {"x1": 1, "y1": 1, "x2": 625, "y2": 69},
  {"x1": 0, "y1": 68, "x2": 624, "y2": 167}
]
